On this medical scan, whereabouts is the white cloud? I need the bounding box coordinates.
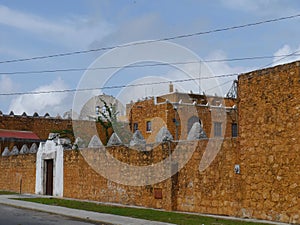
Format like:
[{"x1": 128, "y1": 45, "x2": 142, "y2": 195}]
[
  {"x1": 89, "y1": 13, "x2": 162, "y2": 49},
  {"x1": 9, "y1": 77, "x2": 72, "y2": 116},
  {"x1": 272, "y1": 44, "x2": 300, "y2": 66},
  {"x1": 205, "y1": 50, "x2": 251, "y2": 74},
  {"x1": 0, "y1": 5, "x2": 113, "y2": 48},
  {"x1": 220, "y1": 0, "x2": 297, "y2": 16},
  {"x1": 0, "y1": 75, "x2": 14, "y2": 93}
]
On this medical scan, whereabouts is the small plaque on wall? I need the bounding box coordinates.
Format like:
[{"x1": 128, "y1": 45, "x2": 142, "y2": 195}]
[{"x1": 154, "y1": 188, "x2": 162, "y2": 199}]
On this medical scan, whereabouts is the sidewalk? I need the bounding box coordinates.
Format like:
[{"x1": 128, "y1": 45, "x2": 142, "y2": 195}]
[{"x1": 0, "y1": 194, "x2": 173, "y2": 225}]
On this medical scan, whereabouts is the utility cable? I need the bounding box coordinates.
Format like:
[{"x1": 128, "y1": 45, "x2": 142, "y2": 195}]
[
  {"x1": 1, "y1": 53, "x2": 300, "y2": 76},
  {"x1": 0, "y1": 13, "x2": 299, "y2": 65},
  {"x1": 0, "y1": 73, "x2": 238, "y2": 96}
]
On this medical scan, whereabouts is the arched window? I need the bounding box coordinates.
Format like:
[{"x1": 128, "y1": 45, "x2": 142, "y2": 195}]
[{"x1": 187, "y1": 116, "x2": 201, "y2": 133}]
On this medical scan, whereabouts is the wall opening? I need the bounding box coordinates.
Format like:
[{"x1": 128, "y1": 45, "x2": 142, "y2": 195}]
[{"x1": 44, "y1": 159, "x2": 53, "y2": 195}]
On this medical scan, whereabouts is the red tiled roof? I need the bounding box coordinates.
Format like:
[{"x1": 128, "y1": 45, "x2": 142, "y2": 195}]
[{"x1": 0, "y1": 129, "x2": 40, "y2": 140}]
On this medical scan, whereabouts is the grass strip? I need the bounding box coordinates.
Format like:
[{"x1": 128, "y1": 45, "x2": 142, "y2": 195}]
[
  {"x1": 15, "y1": 197, "x2": 271, "y2": 225},
  {"x1": 0, "y1": 190, "x2": 18, "y2": 195}
]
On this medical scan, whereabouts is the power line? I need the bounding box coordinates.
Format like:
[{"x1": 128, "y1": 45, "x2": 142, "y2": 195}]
[
  {"x1": 238, "y1": 48, "x2": 300, "y2": 81},
  {"x1": 204, "y1": 79, "x2": 235, "y2": 93},
  {"x1": 1, "y1": 53, "x2": 300, "y2": 76},
  {"x1": 0, "y1": 73, "x2": 238, "y2": 96},
  {"x1": 260, "y1": 49, "x2": 300, "y2": 69},
  {"x1": 0, "y1": 13, "x2": 299, "y2": 65}
]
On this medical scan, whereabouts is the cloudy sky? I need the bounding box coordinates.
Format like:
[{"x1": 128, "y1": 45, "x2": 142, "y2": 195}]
[{"x1": 0, "y1": 0, "x2": 300, "y2": 116}]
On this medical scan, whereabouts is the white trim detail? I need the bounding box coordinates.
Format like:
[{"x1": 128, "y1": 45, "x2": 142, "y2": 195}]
[{"x1": 35, "y1": 139, "x2": 64, "y2": 197}]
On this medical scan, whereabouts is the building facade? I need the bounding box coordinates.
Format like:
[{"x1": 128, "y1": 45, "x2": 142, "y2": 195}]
[{"x1": 127, "y1": 90, "x2": 237, "y2": 142}]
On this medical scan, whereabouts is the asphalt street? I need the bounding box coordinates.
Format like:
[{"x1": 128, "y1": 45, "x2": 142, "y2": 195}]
[{"x1": 0, "y1": 204, "x2": 111, "y2": 225}]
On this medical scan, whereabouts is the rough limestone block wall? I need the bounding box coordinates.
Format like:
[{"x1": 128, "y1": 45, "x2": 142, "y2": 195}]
[
  {"x1": 63, "y1": 146, "x2": 173, "y2": 210},
  {"x1": 0, "y1": 154, "x2": 36, "y2": 194},
  {"x1": 63, "y1": 139, "x2": 239, "y2": 213},
  {"x1": 238, "y1": 61, "x2": 300, "y2": 223},
  {"x1": 176, "y1": 139, "x2": 240, "y2": 216}
]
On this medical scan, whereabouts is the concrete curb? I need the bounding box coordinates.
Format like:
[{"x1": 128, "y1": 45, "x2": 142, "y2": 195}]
[{"x1": 0, "y1": 195, "x2": 173, "y2": 225}]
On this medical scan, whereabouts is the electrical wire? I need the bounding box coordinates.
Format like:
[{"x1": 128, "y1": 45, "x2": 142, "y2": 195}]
[
  {"x1": 260, "y1": 49, "x2": 300, "y2": 69},
  {"x1": 238, "y1": 48, "x2": 300, "y2": 81},
  {"x1": 3, "y1": 47, "x2": 300, "y2": 96},
  {"x1": 0, "y1": 73, "x2": 238, "y2": 96},
  {"x1": 1, "y1": 53, "x2": 300, "y2": 76},
  {"x1": 204, "y1": 79, "x2": 235, "y2": 92},
  {"x1": 0, "y1": 13, "x2": 299, "y2": 65}
]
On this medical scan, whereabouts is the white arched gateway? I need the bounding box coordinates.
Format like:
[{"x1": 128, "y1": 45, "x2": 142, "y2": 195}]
[{"x1": 35, "y1": 134, "x2": 64, "y2": 197}]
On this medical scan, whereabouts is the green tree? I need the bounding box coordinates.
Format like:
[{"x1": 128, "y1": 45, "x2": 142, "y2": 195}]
[{"x1": 96, "y1": 98, "x2": 118, "y2": 144}]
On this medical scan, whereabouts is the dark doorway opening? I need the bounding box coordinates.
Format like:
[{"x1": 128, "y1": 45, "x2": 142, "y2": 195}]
[{"x1": 45, "y1": 159, "x2": 53, "y2": 195}]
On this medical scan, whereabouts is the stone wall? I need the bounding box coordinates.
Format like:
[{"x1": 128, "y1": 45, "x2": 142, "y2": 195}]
[
  {"x1": 238, "y1": 61, "x2": 300, "y2": 223},
  {"x1": 176, "y1": 139, "x2": 240, "y2": 216},
  {"x1": 0, "y1": 154, "x2": 36, "y2": 194},
  {"x1": 63, "y1": 145, "x2": 175, "y2": 210},
  {"x1": 0, "y1": 133, "x2": 298, "y2": 223},
  {"x1": 63, "y1": 139, "x2": 240, "y2": 214}
]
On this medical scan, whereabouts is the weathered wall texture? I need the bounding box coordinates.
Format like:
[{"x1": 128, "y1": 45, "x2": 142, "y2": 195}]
[
  {"x1": 63, "y1": 139, "x2": 240, "y2": 214},
  {"x1": 63, "y1": 144, "x2": 176, "y2": 210},
  {"x1": 238, "y1": 61, "x2": 300, "y2": 223},
  {"x1": 0, "y1": 154, "x2": 36, "y2": 194},
  {"x1": 176, "y1": 139, "x2": 240, "y2": 216}
]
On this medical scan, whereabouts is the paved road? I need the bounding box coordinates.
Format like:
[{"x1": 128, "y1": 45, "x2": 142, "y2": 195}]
[{"x1": 0, "y1": 204, "x2": 111, "y2": 225}]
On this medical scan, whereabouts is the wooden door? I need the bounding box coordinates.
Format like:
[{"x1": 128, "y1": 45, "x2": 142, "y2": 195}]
[{"x1": 45, "y1": 159, "x2": 53, "y2": 195}]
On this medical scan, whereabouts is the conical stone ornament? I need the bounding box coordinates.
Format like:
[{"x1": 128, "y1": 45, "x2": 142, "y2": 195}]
[
  {"x1": 2, "y1": 147, "x2": 10, "y2": 156},
  {"x1": 107, "y1": 132, "x2": 122, "y2": 146},
  {"x1": 20, "y1": 144, "x2": 29, "y2": 154},
  {"x1": 187, "y1": 122, "x2": 207, "y2": 140},
  {"x1": 10, "y1": 146, "x2": 19, "y2": 156},
  {"x1": 29, "y1": 143, "x2": 38, "y2": 154},
  {"x1": 130, "y1": 130, "x2": 146, "y2": 146},
  {"x1": 155, "y1": 126, "x2": 173, "y2": 143},
  {"x1": 88, "y1": 135, "x2": 103, "y2": 148}
]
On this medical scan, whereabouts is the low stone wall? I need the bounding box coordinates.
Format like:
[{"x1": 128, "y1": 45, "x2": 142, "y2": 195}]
[
  {"x1": 63, "y1": 144, "x2": 175, "y2": 210},
  {"x1": 63, "y1": 137, "x2": 300, "y2": 224},
  {"x1": 0, "y1": 154, "x2": 36, "y2": 194},
  {"x1": 0, "y1": 137, "x2": 299, "y2": 224},
  {"x1": 63, "y1": 139, "x2": 240, "y2": 214}
]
